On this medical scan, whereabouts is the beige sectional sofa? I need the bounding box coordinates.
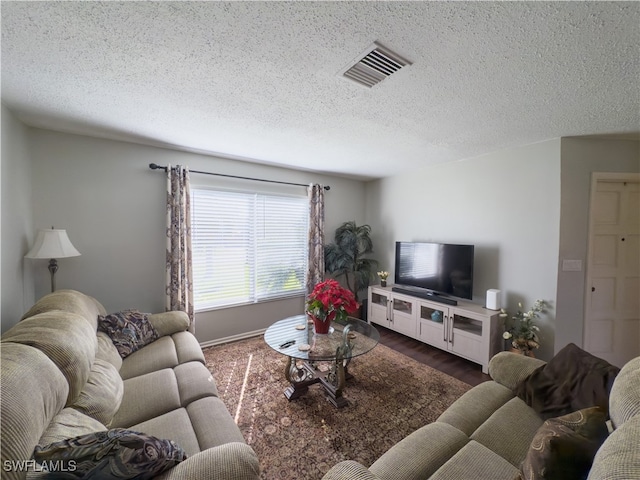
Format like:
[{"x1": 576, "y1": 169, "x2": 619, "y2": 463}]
[
  {"x1": 1, "y1": 290, "x2": 260, "y2": 480},
  {"x1": 323, "y1": 350, "x2": 640, "y2": 480}
]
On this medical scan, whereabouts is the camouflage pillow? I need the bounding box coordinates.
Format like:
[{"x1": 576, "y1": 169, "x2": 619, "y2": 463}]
[
  {"x1": 33, "y1": 428, "x2": 187, "y2": 479},
  {"x1": 520, "y1": 406, "x2": 609, "y2": 480},
  {"x1": 98, "y1": 310, "x2": 159, "y2": 358}
]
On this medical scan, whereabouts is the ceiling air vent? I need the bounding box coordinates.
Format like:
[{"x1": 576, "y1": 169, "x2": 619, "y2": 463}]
[{"x1": 341, "y1": 42, "x2": 412, "y2": 88}]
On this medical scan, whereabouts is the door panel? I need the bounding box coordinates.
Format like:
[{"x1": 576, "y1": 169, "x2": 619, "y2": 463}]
[
  {"x1": 589, "y1": 319, "x2": 614, "y2": 352},
  {"x1": 623, "y1": 234, "x2": 639, "y2": 265},
  {"x1": 590, "y1": 277, "x2": 616, "y2": 311},
  {"x1": 593, "y1": 191, "x2": 620, "y2": 224},
  {"x1": 592, "y1": 235, "x2": 617, "y2": 266},
  {"x1": 626, "y1": 191, "x2": 640, "y2": 228},
  {"x1": 623, "y1": 277, "x2": 640, "y2": 312},
  {"x1": 621, "y1": 318, "x2": 640, "y2": 359}
]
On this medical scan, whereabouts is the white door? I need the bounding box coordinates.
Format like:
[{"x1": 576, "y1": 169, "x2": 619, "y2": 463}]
[{"x1": 584, "y1": 173, "x2": 640, "y2": 367}]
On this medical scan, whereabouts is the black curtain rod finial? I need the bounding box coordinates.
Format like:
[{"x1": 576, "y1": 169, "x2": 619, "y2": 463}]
[{"x1": 149, "y1": 163, "x2": 168, "y2": 172}]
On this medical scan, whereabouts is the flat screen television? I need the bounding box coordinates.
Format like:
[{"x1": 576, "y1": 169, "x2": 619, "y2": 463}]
[{"x1": 394, "y1": 241, "x2": 474, "y2": 301}]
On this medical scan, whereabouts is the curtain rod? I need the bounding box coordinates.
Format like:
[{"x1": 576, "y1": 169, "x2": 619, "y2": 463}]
[{"x1": 149, "y1": 163, "x2": 330, "y2": 190}]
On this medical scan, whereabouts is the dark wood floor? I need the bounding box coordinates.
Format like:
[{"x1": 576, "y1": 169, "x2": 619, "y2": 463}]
[{"x1": 377, "y1": 325, "x2": 491, "y2": 386}]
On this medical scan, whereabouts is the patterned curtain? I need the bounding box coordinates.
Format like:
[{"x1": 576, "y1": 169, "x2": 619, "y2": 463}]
[
  {"x1": 166, "y1": 165, "x2": 194, "y2": 332},
  {"x1": 306, "y1": 184, "x2": 325, "y2": 294}
]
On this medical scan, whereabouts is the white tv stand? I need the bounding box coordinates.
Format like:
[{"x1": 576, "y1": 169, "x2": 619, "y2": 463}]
[{"x1": 368, "y1": 285, "x2": 503, "y2": 373}]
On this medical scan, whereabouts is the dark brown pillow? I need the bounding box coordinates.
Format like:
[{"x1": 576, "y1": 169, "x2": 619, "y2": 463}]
[
  {"x1": 520, "y1": 406, "x2": 609, "y2": 480},
  {"x1": 515, "y1": 343, "x2": 619, "y2": 419}
]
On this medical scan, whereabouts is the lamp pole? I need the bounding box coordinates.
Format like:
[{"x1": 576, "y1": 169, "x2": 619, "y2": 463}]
[{"x1": 48, "y1": 258, "x2": 59, "y2": 292}]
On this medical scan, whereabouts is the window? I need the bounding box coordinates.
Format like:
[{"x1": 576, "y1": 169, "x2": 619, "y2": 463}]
[{"x1": 191, "y1": 188, "x2": 309, "y2": 311}]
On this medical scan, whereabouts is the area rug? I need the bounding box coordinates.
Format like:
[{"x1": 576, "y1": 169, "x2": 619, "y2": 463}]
[{"x1": 202, "y1": 336, "x2": 471, "y2": 480}]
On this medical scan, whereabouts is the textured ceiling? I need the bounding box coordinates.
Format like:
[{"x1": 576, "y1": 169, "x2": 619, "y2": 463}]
[{"x1": 2, "y1": 1, "x2": 639, "y2": 180}]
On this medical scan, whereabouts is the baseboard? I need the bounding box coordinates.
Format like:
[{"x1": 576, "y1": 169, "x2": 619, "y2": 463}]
[{"x1": 199, "y1": 328, "x2": 266, "y2": 349}]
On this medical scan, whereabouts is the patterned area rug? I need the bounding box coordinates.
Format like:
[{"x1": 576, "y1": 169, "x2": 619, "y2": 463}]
[{"x1": 202, "y1": 336, "x2": 471, "y2": 480}]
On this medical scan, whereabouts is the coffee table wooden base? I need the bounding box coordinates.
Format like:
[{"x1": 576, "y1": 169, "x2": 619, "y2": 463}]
[{"x1": 283, "y1": 356, "x2": 352, "y2": 408}]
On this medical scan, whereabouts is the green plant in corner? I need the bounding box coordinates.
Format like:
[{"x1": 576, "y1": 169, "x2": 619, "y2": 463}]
[{"x1": 324, "y1": 221, "x2": 378, "y2": 302}]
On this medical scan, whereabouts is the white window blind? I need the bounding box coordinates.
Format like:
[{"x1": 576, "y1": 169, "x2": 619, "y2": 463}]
[{"x1": 191, "y1": 188, "x2": 309, "y2": 311}]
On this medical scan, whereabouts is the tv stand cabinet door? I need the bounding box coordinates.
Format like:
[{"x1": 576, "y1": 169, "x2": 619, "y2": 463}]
[
  {"x1": 390, "y1": 294, "x2": 417, "y2": 338},
  {"x1": 368, "y1": 287, "x2": 391, "y2": 328},
  {"x1": 450, "y1": 309, "x2": 495, "y2": 373},
  {"x1": 418, "y1": 302, "x2": 449, "y2": 351}
]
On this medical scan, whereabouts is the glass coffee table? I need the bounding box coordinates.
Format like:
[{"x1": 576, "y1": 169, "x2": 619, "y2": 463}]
[{"x1": 264, "y1": 315, "x2": 380, "y2": 408}]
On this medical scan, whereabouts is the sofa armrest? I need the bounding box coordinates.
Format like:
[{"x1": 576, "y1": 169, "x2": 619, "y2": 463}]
[
  {"x1": 156, "y1": 442, "x2": 260, "y2": 480},
  {"x1": 322, "y1": 461, "x2": 382, "y2": 480},
  {"x1": 147, "y1": 311, "x2": 190, "y2": 337},
  {"x1": 488, "y1": 351, "x2": 546, "y2": 391}
]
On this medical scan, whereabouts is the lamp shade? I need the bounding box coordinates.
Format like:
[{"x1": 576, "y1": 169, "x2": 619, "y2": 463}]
[{"x1": 25, "y1": 229, "x2": 81, "y2": 259}]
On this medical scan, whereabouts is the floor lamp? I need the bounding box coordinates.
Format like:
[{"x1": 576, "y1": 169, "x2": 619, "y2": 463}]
[{"x1": 25, "y1": 227, "x2": 81, "y2": 292}]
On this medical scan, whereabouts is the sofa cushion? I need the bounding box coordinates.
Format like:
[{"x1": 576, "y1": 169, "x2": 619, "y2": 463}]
[
  {"x1": 119, "y1": 332, "x2": 205, "y2": 380},
  {"x1": 175, "y1": 361, "x2": 219, "y2": 405},
  {"x1": 520, "y1": 406, "x2": 608, "y2": 480},
  {"x1": 430, "y1": 440, "x2": 520, "y2": 480},
  {"x1": 437, "y1": 381, "x2": 515, "y2": 436},
  {"x1": 130, "y1": 397, "x2": 253, "y2": 462},
  {"x1": 609, "y1": 356, "x2": 640, "y2": 429},
  {"x1": 489, "y1": 351, "x2": 546, "y2": 391},
  {"x1": 148, "y1": 311, "x2": 190, "y2": 337},
  {"x1": 173, "y1": 331, "x2": 206, "y2": 364},
  {"x1": 130, "y1": 399, "x2": 244, "y2": 456},
  {"x1": 369, "y1": 422, "x2": 469, "y2": 480},
  {"x1": 20, "y1": 289, "x2": 106, "y2": 330},
  {"x1": 154, "y1": 443, "x2": 260, "y2": 480},
  {"x1": 186, "y1": 397, "x2": 247, "y2": 449},
  {"x1": 1, "y1": 343, "x2": 68, "y2": 480},
  {"x1": 470, "y1": 396, "x2": 544, "y2": 467},
  {"x1": 111, "y1": 369, "x2": 181, "y2": 428},
  {"x1": 38, "y1": 408, "x2": 107, "y2": 447},
  {"x1": 130, "y1": 408, "x2": 202, "y2": 457},
  {"x1": 70, "y1": 358, "x2": 124, "y2": 426},
  {"x1": 588, "y1": 415, "x2": 640, "y2": 480},
  {"x1": 96, "y1": 331, "x2": 123, "y2": 371},
  {"x1": 1, "y1": 311, "x2": 96, "y2": 405},
  {"x1": 323, "y1": 460, "x2": 383, "y2": 480},
  {"x1": 98, "y1": 309, "x2": 159, "y2": 358},
  {"x1": 34, "y1": 428, "x2": 187, "y2": 479},
  {"x1": 515, "y1": 343, "x2": 620, "y2": 419},
  {"x1": 119, "y1": 336, "x2": 179, "y2": 380}
]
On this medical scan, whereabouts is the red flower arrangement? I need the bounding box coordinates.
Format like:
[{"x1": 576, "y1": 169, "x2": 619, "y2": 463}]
[{"x1": 306, "y1": 279, "x2": 359, "y2": 324}]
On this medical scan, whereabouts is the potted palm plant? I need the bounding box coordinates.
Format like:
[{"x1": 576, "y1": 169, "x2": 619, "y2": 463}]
[{"x1": 324, "y1": 221, "x2": 378, "y2": 307}]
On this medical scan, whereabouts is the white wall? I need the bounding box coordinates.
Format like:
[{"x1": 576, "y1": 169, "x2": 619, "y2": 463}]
[
  {"x1": 1, "y1": 105, "x2": 35, "y2": 331},
  {"x1": 555, "y1": 138, "x2": 640, "y2": 353},
  {"x1": 365, "y1": 140, "x2": 562, "y2": 360},
  {"x1": 26, "y1": 128, "x2": 366, "y2": 343}
]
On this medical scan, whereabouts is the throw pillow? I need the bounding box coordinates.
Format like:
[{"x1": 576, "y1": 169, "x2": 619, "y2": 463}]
[
  {"x1": 98, "y1": 310, "x2": 159, "y2": 358},
  {"x1": 515, "y1": 343, "x2": 620, "y2": 419},
  {"x1": 34, "y1": 428, "x2": 187, "y2": 479},
  {"x1": 520, "y1": 406, "x2": 609, "y2": 480}
]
